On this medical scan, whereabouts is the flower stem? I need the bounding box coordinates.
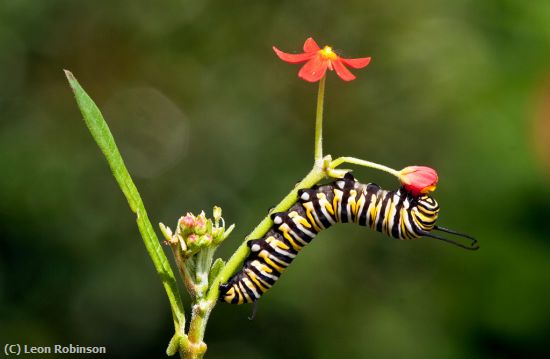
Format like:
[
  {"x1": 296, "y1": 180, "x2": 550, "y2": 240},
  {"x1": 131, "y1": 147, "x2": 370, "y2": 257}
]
[
  {"x1": 182, "y1": 300, "x2": 210, "y2": 359},
  {"x1": 330, "y1": 156, "x2": 401, "y2": 177},
  {"x1": 314, "y1": 76, "x2": 326, "y2": 163}
]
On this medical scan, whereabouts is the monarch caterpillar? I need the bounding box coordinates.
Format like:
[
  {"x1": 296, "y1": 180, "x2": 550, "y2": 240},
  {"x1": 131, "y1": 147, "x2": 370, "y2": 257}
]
[{"x1": 219, "y1": 172, "x2": 477, "y2": 305}]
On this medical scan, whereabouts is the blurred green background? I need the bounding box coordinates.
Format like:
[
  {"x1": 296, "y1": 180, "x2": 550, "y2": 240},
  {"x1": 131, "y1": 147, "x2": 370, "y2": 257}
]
[{"x1": 1, "y1": 0, "x2": 550, "y2": 358}]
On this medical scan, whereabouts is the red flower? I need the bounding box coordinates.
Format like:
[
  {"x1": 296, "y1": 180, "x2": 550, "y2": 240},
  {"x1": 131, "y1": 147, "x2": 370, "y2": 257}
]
[
  {"x1": 399, "y1": 166, "x2": 438, "y2": 197},
  {"x1": 273, "y1": 37, "x2": 371, "y2": 82}
]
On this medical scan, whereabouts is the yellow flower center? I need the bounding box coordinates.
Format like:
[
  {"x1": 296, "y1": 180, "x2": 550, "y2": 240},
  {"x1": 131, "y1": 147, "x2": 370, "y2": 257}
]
[{"x1": 319, "y1": 46, "x2": 338, "y2": 60}]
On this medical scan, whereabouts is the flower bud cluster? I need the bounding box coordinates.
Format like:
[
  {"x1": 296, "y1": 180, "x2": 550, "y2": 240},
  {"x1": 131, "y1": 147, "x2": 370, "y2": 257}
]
[
  {"x1": 160, "y1": 206, "x2": 234, "y2": 259},
  {"x1": 160, "y1": 207, "x2": 234, "y2": 300}
]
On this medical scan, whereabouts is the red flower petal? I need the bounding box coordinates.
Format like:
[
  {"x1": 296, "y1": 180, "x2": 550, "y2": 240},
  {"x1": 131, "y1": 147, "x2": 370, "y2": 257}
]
[
  {"x1": 341, "y1": 57, "x2": 371, "y2": 69},
  {"x1": 273, "y1": 37, "x2": 371, "y2": 82},
  {"x1": 303, "y1": 37, "x2": 320, "y2": 53},
  {"x1": 298, "y1": 55, "x2": 328, "y2": 82},
  {"x1": 332, "y1": 59, "x2": 356, "y2": 81},
  {"x1": 272, "y1": 46, "x2": 315, "y2": 64}
]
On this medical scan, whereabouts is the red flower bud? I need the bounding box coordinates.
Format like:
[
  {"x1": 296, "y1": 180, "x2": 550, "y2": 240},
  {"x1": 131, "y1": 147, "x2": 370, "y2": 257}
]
[
  {"x1": 180, "y1": 213, "x2": 195, "y2": 228},
  {"x1": 398, "y1": 166, "x2": 438, "y2": 196}
]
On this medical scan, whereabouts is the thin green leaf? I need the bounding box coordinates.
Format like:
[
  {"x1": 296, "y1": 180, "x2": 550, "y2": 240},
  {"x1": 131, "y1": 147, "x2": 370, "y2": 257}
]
[
  {"x1": 208, "y1": 258, "x2": 225, "y2": 286},
  {"x1": 64, "y1": 70, "x2": 139, "y2": 211},
  {"x1": 64, "y1": 70, "x2": 185, "y2": 329}
]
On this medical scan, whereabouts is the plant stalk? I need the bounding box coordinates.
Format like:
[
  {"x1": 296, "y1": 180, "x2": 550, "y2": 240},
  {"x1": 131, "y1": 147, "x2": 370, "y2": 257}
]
[
  {"x1": 314, "y1": 76, "x2": 326, "y2": 163},
  {"x1": 330, "y1": 156, "x2": 400, "y2": 177}
]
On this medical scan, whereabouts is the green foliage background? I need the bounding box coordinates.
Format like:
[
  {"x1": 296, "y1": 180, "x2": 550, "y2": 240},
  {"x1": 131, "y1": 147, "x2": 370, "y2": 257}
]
[{"x1": 1, "y1": 0, "x2": 550, "y2": 358}]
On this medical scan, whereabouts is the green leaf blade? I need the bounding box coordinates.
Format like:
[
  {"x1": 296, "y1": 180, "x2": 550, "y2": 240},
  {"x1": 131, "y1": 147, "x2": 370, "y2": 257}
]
[
  {"x1": 64, "y1": 70, "x2": 140, "y2": 211},
  {"x1": 208, "y1": 258, "x2": 226, "y2": 287},
  {"x1": 64, "y1": 70, "x2": 185, "y2": 329}
]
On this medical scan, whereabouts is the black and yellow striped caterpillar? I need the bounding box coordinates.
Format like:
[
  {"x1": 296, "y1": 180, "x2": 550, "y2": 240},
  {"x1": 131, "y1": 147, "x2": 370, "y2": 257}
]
[{"x1": 219, "y1": 172, "x2": 477, "y2": 305}]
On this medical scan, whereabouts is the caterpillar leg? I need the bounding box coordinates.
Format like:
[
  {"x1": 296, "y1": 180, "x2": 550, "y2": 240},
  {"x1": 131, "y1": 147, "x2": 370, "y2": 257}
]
[{"x1": 248, "y1": 301, "x2": 258, "y2": 320}]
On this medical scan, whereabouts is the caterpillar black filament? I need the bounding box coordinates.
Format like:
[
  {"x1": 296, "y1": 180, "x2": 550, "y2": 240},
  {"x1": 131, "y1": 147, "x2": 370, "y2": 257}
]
[{"x1": 219, "y1": 173, "x2": 477, "y2": 305}]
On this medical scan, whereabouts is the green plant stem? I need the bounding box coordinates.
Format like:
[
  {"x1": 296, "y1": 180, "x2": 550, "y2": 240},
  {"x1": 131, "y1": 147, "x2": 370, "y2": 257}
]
[
  {"x1": 203, "y1": 76, "x2": 331, "y2": 304},
  {"x1": 179, "y1": 292, "x2": 211, "y2": 359},
  {"x1": 205, "y1": 162, "x2": 326, "y2": 302},
  {"x1": 183, "y1": 163, "x2": 327, "y2": 353},
  {"x1": 64, "y1": 71, "x2": 186, "y2": 334},
  {"x1": 187, "y1": 79, "x2": 331, "y2": 351},
  {"x1": 183, "y1": 162, "x2": 329, "y2": 351},
  {"x1": 330, "y1": 156, "x2": 401, "y2": 177},
  {"x1": 314, "y1": 76, "x2": 326, "y2": 163}
]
